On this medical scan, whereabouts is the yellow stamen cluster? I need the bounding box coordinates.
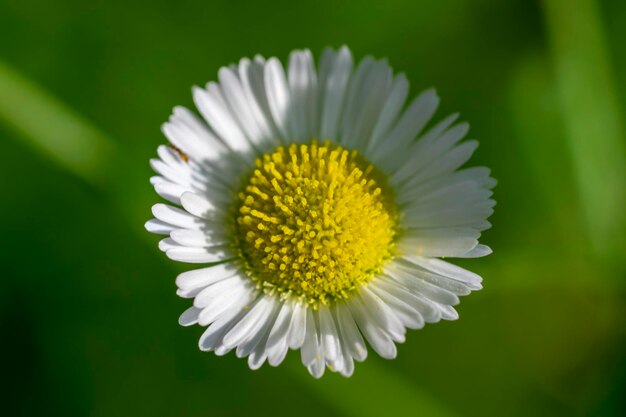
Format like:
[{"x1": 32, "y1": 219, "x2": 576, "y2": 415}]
[{"x1": 233, "y1": 140, "x2": 398, "y2": 306}]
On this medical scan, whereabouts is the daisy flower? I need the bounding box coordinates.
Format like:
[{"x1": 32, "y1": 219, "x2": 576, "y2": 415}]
[{"x1": 145, "y1": 46, "x2": 495, "y2": 378}]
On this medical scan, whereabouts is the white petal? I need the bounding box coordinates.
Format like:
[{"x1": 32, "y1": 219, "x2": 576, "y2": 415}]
[
  {"x1": 391, "y1": 116, "x2": 464, "y2": 184},
  {"x1": 178, "y1": 306, "x2": 202, "y2": 327},
  {"x1": 199, "y1": 305, "x2": 250, "y2": 352},
  {"x1": 359, "y1": 286, "x2": 405, "y2": 342},
  {"x1": 371, "y1": 88, "x2": 439, "y2": 170},
  {"x1": 341, "y1": 59, "x2": 392, "y2": 149},
  {"x1": 162, "y1": 107, "x2": 227, "y2": 162},
  {"x1": 402, "y1": 256, "x2": 483, "y2": 288},
  {"x1": 166, "y1": 245, "x2": 231, "y2": 264},
  {"x1": 369, "y1": 281, "x2": 425, "y2": 329},
  {"x1": 264, "y1": 57, "x2": 291, "y2": 139},
  {"x1": 300, "y1": 308, "x2": 320, "y2": 366},
  {"x1": 222, "y1": 295, "x2": 276, "y2": 349},
  {"x1": 318, "y1": 305, "x2": 340, "y2": 362},
  {"x1": 193, "y1": 274, "x2": 248, "y2": 308},
  {"x1": 328, "y1": 349, "x2": 345, "y2": 375},
  {"x1": 401, "y1": 202, "x2": 494, "y2": 231},
  {"x1": 386, "y1": 265, "x2": 460, "y2": 306},
  {"x1": 153, "y1": 180, "x2": 188, "y2": 205},
  {"x1": 266, "y1": 302, "x2": 294, "y2": 366},
  {"x1": 151, "y1": 203, "x2": 203, "y2": 229},
  {"x1": 397, "y1": 260, "x2": 472, "y2": 295},
  {"x1": 218, "y1": 66, "x2": 264, "y2": 144},
  {"x1": 347, "y1": 295, "x2": 397, "y2": 359},
  {"x1": 405, "y1": 140, "x2": 480, "y2": 187},
  {"x1": 238, "y1": 57, "x2": 279, "y2": 143},
  {"x1": 339, "y1": 56, "x2": 374, "y2": 144},
  {"x1": 213, "y1": 345, "x2": 233, "y2": 357},
  {"x1": 397, "y1": 228, "x2": 479, "y2": 258},
  {"x1": 396, "y1": 166, "x2": 495, "y2": 206},
  {"x1": 248, "y1": 346, "x2": 268, "y2": 370},
  {"x1": 457, "y1": 244, "x2": 493, "y2": 258},
  {"x1": 374, "y1": 277, "x2": 441, "y2": 323},
  {"x1": 319, "y1": 46, "x2": 353, "y2": 140},
  {"x1": 307, "y1": 354, "x2": 326, "y2": 379},
  {"x1": 158, "y1": 237, "x2": 180, "y2": 252},
  {"x1": 335, "y1": 303, "x2": 367, "y2": 361},
  {"x1": 399, "y1": 122, "x2": 470, "y2": 187},
  {"x1": 236, "y1": 300, "x2": 279, "y2": 358},
  {"x1": 157, "y1": 144, "x2": 184, "y2": 166},
  {"x1": 176, "y1": 263, "x2": 239, "y2": 291},
  {"x1": 338, "y1": 342, "x2": 355, "y2": 377},
  {"x1": 198, "y1": 283, "x2": 256, "y2": 326},
  {"x1": 287, "y1": 301, "x2": 307, "y2": 349},
  {"x1": 436, "y1": 304, "x2": 459, "y2": 321},
  {"x1": 176, "y1": 287, "x2": 204, "y2": 299},
  {"x1": 401, "y1": 189, "x2": 493, "y2": 226},
  {"x1": 404, "y1": 178, "x2": 493, "y2": 209},
  {"x1": 288, "y1": 49, "x2": 318, "y2": 142},
  {"x1": 367, "y1": 73, "x2": 409, "y2": 152},
  {"x1": 180, "y1": 191, "x2": 222, "y2": 219},
  {"x1": 150, "y1": 160, "x2": 191, "y2": 190},
  {"x1": 193, "y1": 84, "x2": 251, "y2": 153},
  {"x1": 170, "y1": 228, "x2": 227, "y2": 247},
  {"x1": 145, "y1": 219, "x2": 176, "y2": 235}
]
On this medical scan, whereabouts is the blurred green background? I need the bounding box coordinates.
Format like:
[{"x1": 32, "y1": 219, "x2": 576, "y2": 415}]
[{"x1": 1, "y1": 0, "x2": 625, "y2": 416}]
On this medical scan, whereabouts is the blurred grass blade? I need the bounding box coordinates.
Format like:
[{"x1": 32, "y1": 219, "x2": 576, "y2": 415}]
[
  {"x1": 542, "y1": 0, "x2": 626, "y2": 261},
  {"x1": 297, "y1": 360, "x2": 459, "y2": 417},
  {"x1": 508, "y1": 52, "x2": 590, "y2": 259},
  {"x1": 0, "y1": 57, "x2": 461, "y2": 417},
  {"x1": 0, "y1": 59, "x2": 117, "y2": 188}
]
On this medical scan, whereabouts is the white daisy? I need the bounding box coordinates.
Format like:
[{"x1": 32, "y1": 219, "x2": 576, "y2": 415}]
[{"x1": 145, "y1": 46, "x2": 495, "y2": 378}]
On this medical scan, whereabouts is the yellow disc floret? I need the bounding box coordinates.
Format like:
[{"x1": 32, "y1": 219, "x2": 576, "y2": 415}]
[{"x1": 233, "y1": 140, "x2": 398, "y2": 306}]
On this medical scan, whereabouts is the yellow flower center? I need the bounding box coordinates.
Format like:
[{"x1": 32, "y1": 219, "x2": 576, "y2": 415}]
[{"x1": 233, "y1": 140, "x2": 398, "y2": 306}]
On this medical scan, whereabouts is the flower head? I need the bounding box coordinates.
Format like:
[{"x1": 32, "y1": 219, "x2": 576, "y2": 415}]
[{"x1": 146, "y1": 46, "x2": 495, "y2": 378}]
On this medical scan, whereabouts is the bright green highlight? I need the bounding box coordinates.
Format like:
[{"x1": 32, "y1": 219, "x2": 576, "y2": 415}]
[
  {"x1": 543, "y1": 0, "x2": 626, "y2": 261},
  {"x1": 0, "y1": 60, "x2": 116, "y2": 188}
]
